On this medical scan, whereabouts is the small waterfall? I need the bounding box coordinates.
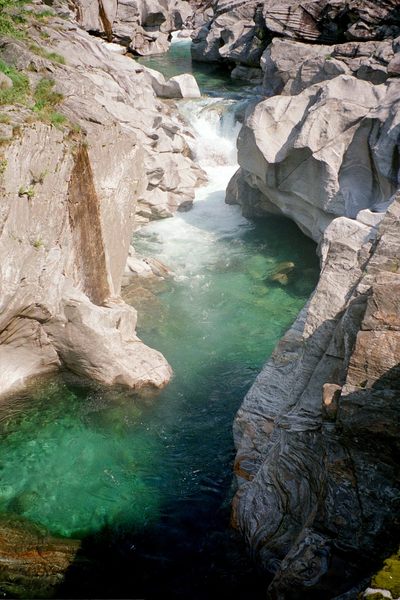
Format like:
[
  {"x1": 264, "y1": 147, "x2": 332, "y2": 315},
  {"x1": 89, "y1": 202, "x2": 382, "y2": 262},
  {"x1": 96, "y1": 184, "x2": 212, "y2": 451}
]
[
  {"x1": 136, "y1": 97, "x2": 249, "y2": 279},
  {"x1": 179, "y1": 98, "x2": 242, "y2": 173}
]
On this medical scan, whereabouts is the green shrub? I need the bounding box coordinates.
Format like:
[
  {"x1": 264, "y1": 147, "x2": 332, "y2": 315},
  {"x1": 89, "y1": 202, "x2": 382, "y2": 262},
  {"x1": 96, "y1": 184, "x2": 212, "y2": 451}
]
[{"x1": 18, "y1": 185, "x2": 35, "y2": 198}]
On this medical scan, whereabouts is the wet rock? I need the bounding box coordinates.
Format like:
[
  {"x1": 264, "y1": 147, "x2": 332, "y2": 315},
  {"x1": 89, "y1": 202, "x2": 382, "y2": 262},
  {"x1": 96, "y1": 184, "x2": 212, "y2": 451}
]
[
  {"x1": 231, "y1": 65, "x2": 263, "y2": 82},
  {"x1": 123, "y1": 245, "x2": 172, "y2": 283},
  {"x1": 0, "y1": 514, "x2": 80, "y2": 599}
]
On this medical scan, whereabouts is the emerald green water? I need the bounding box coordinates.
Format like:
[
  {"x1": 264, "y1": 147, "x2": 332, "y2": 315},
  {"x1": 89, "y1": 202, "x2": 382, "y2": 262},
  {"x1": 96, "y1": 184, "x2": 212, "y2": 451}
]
[
  {"x1": 0, "y1": 40, "x2": 319, "y2": 598},
  {"x1": 137, "y1": 35, "x2": 250, "y2": 96}
]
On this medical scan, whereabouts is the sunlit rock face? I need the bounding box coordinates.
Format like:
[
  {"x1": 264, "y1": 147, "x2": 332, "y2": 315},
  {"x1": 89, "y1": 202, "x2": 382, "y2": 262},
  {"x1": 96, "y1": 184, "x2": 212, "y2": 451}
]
[
  {"x1": 67, "y1": 0, "x2": 193, "y2": 55},
  {"x1": 0, "y1": 0, "x2": 209, "y2": 396},
  {"x1": 227, "y1": 75, "x2": 399, "y2": 241}
]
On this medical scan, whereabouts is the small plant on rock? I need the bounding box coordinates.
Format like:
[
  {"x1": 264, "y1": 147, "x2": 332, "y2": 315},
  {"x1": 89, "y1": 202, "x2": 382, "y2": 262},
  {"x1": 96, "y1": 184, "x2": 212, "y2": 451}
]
[
  {"x1": 31, "y1": 237, "x2": 44, "y2": 249},
  {"x1": 18, "y1": 185, "x2": 35, "y2": 198},
  {"x1": 33, "y1": 78, "x2": 66, "y2": 127}
]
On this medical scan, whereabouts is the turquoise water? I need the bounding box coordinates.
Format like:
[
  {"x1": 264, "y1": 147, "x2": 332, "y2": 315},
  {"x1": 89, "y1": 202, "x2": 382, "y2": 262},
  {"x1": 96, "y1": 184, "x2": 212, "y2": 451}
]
[
  {"x1": 137, "y1": 36, "x2": 250, "y2": 96},
  {"x1": 0, "y1": 40, "x2": 319, "y2": 598}
]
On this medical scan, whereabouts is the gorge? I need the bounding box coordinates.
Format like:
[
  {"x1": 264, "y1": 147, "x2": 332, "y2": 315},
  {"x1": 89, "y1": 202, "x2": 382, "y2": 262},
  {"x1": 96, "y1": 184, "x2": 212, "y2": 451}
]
[{"x1": 0, "y1": 1, "x2": 399, "y2": 599}]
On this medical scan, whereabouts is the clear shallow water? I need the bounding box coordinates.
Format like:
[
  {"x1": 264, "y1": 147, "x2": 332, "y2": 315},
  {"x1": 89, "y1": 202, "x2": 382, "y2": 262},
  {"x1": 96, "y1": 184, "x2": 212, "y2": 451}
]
[
  {"x1": 0, "y1": 40, "x2": 319, "y2": 598},
  {"x1": 137, "y1": 37, "x2": 251, "y2": 97}
]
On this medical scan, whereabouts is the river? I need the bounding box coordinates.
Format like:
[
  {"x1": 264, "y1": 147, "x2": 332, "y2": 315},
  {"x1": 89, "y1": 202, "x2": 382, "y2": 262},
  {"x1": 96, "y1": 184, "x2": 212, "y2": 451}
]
[{"x1": 0, "y1": 39, "x2": 319, "y2": 598}]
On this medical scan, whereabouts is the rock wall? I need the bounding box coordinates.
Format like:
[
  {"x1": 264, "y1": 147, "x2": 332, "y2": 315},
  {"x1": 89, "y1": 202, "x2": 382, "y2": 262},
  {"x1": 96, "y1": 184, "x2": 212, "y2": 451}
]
[
  {"x1": 67, "y1": 0, "x2": 193, "y2": 55},
  {"x1": 0, "y1": 1, "x2": 204, "y2": 396},
  {"x1": 227, "y1": 74, "x2": 399, "y2": 240},
  {"x1": 217, "y1": 2, "x2": 400, "y2": 596},
  {"x1": 191, "y1": 0, "x2": 400, "y2": 72},
  {"x1": 232, "y1": 193, "x2": 400, "y2": 598},
  {"x1": 221, "y1": 3, "x2": 400, "y2": 238}
]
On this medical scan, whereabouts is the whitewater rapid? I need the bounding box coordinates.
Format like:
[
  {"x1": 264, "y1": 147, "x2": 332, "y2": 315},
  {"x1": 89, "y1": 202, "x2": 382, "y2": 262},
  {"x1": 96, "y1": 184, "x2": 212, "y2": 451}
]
[{"x1": 137, "y1": 96, "x2": 249, "y2": 279}]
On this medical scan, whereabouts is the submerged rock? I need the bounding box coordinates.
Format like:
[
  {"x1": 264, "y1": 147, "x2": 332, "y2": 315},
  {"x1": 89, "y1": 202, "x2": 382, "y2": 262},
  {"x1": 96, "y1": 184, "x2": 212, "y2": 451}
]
[
  {"x1": 0, "y1": 514, "x2": 80, "y2": 598},
  {"x1": 266, "y1": 261, "x2": 295, "y2": 285}
]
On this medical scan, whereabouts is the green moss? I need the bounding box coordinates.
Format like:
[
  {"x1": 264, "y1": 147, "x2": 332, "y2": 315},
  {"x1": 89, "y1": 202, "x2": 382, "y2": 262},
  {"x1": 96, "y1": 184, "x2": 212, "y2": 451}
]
[
  {"x1": 388, "y1": 260, "x2": 399, "y2": 273},
  {"x1": 33, "y1": 78, "x2": 63, "y2": 110},
  {"x1": 0, "y1": 114, "x2": 10, "y2": 124},
  {"x1": 32, "y1": 9, "x2": 54, "y2": 20},
  {"x1": 32, "y1": 78, "x2": 66, "y2": 126},
  {"x1": 372, "y1": 550, "x2": 400, "y2": 597},
  {"x1": 49, "y1": 111, "x2": 66, "y2": 127},
  {"x1": 0, "y1": 60, "x2": 30, "y2": 106},
  {"x1": 28, "y1": 43, "x2": 66, "y2": 64}
]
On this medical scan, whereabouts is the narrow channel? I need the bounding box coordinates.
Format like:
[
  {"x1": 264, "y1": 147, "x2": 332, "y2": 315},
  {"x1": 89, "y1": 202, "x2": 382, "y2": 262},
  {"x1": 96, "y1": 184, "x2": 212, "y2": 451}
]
[{"x1": 0, "y1": 39, "x2": 319, "y2": 598}]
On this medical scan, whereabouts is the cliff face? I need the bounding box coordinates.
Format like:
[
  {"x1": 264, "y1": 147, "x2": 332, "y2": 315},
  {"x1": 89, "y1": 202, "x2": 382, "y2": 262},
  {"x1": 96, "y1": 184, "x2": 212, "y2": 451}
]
[
  {"x1": 192, "y1": 0, "x2": 400, "y2": 70},
  {"x1": 227, "y1": 74, "x2": 399, "y2": 240},
  {"x1": 232, "y1": 196, "x2": 400, "y2": 598},
  {"x1": 213, "y1": 1, "x2": 400, "y2": 596},
  {"x1": 0, "y1": 0, "x2": 204, "y2": 397},
  {"x1": 59, "y1": 0, "x2": 192, "y2": 55}
]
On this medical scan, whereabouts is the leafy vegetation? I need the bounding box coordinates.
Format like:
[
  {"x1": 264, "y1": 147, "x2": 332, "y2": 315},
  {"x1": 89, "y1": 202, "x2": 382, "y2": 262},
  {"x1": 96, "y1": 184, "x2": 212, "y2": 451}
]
[
  {"x1": 0, "y1": 157, "x2": 7, "y2": 176},
  {"x1": 0, "y1": 1, "x2": 56, "y2": 38},
  {"x1": 0, "y1": 59, "x2": 29, "y2": 105},
  {"x1": 32, "y1": 78, "x2": 65, "y2": 126},
  {"x1": 31, "y1": 237, "x2": 44, "y2": 249},
  {"x1": 0, "y1": 0, "x2": 28, "y2": 38},
  {"x1": 18, "y1": 185, "x2": 35, "y2": 198},
  {"x1": 33, "y1": 10, "x2": 55, "y2": 20}
]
